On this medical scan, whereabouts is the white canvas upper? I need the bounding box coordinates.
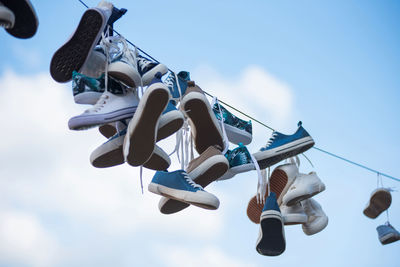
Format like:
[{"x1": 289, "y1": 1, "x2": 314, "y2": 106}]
[
  {"x1": 83, "y1": 89, "x2": 139, "y2": 115},
  {"x1": 282, "y1": 171, "x2": 325, "y2": 206},
  {"x1": 301, "y1": 198, "x2": 328, "y2": 235}
]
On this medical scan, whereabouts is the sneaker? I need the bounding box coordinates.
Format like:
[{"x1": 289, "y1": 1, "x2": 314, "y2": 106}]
[
  {"x1": 72, "y1": 71, "x2": 125, "y2": 105},
  {"x1": 91, "y1": 124, "x2": 170, "y2": 170},
  {"x1": 50, "y1": 1, "x2": 113, "y2": 82},
  {"x1": 218, "y1": 143, "x2": 256, "y2": 181},
  {"x1": 158, "y1": 146, "x2": 229, "y2": 214},
  {"x1": 148, "y1": 170, "x2": 220, "y2": 210},
  {"x1": 282, "y1": 171, "x2": 325, "y2": 206},
  {"x1": 377, "y1": 222, "x2": 400, "y2": 245},
  {"x1": 213, "y1": 102, "x2": 252, "y2": 145},
  {"x1": 137, "y1": 54, "x2": 168, "y2": 86},
  {"x1": 164, "y1": 71, "x2": 190, "y2": 105},
  {"x1": 2, "y1": 0, "x2": 37, "y2": 39},
  {"x1": 123, "y1": 74, "x2": 170, "y2": 166},
  {"x1": 247, "y1": 163, "x2": 299, "y2": 224},
  {"x1": 256, "y1": 192, "x2": 286, "y2": 256},
  {"x1": 253, "y1": 122, "x2": 314, "y2": 169},
  {"x1": 0, "y1": 3, "x2": 15, "y2": 29},
  {"x1": 180, "y1": 81, "x2": 224, "y2": 154},
  {"x1": 363, "y1": 188, "x2": 392, "y2": 219},
  {"x1": 157, "y1": 100, "x2": 185, "y2": 141},
  {"x1": 68, "y1": 89, "x2": 139, "y2": 130},
  {"x1": 280, "y1": 202, "x2": 308, "y2": 225},
  {"x1": 301, "y1": 198, "x2": 328, "y2": 235},
  {"x1": 107, "y1": 37, "x2": 141, "y2": 88}
]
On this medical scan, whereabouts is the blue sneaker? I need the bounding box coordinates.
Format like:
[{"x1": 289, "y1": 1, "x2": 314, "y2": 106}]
[
  {"x1": 256, "y1": 192, "x2": 286, "y2": 256},
  {"x1": 123, "y1": 73, "x2": 170, "y2": 166},
  {"x1": 213, "y1": 103, "x2": 252, "y2": 145},
  {"x1": 218, "y1": 143, "x2": 255, "y2": 181},
  {"x1": 157, "y1": 100, "x2": 184, "y2": 141},
  {"x1": 72, "y1": 71, "x2": 125, "y2": 105},
  {"x1": 253, "y1": 121, "x2": 314, "y2": 169},
  {"x1": 137, "y1": 55, "x2": 168, "y2": 86},
  {"x1": 163, "y1": 71, "x2": 190, "y2": 105},
  {"x1": 377, "y1": 222, "x2": 400, "y2": 245},
  {"x1": 148, "y1": 170, "x2": 220, "y2": 210}
]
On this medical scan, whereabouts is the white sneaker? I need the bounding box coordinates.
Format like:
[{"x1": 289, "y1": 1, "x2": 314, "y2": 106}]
[
  {"x1": 68, "y1": 89, "x2": 139, "y2": 130},
  {"x1": 280, "y1": 202, "x2": 308, "y2": 225},
  {"x1": 108, "y1": 37, "x2": 141, "y2": 88},
  {"x1": 282, "y1": 171, "x2": 325, "y2": 206},
  {"x1": 301, "y1": 198, "x2": 328, "y2": 235}
]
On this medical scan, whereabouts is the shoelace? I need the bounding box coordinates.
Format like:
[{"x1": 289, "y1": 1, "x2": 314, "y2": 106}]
[
  {"x1": 137, "y1": 56, "x2": 151, "y2": 70},
  {"x1": 85, "y1": 92, "x2": 110, "y2": 113},
  {"x1": 183, "y1": 173, "x2": 203, "y2": 190},
  {"x1": 264, "y1": 132, "x2": 278, "y2": 148},
  {"x1": 251, "y1": 152, "x2": 264, "y2": 204}
]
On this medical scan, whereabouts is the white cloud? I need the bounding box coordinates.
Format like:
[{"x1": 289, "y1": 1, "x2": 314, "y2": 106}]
[
  {"x1": 193, "y1": 65, "x2": 295, "y2": 131},
  {"x1": 0, "y1": 210, "x2": 60, "y2": 267},
  {"x1": 155, "y1": 244, "x2": 257, "y2": 267}
]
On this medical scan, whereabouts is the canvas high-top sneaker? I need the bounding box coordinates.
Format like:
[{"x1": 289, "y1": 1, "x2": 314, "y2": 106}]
[
  {"x1": 137, "y1": 54, "x2": 168, "y2": 86},
  {"x1": 68, "y1": 87, "x2": 139, "y2": 130},
  {"x1": 163, "y1": 71, "x2": 190, "y2": 105}
]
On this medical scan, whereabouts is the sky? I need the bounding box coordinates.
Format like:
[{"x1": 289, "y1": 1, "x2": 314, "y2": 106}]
[{"x1": 0, "y1": 0, "x2": 399, "y2": 266}]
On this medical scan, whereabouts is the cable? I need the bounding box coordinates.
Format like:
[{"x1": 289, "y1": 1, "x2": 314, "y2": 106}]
[{"x1": 77, "y1": 0, "x2": 400, "y2": 183}]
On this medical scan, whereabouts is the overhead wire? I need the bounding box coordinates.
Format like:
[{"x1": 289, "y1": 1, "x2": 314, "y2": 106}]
[{"x1": 77, "y1": 0, "x2": 400, "y2": 183}]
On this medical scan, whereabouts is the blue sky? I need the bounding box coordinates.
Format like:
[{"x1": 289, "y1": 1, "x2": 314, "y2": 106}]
[{"x1": 0, "y1": 0, "x2": 399, "y2": 266}]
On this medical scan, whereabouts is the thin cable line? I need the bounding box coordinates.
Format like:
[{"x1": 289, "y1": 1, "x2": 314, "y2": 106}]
[{"x1": 77, "y1": 0, "x2": 400, "y2": 183}]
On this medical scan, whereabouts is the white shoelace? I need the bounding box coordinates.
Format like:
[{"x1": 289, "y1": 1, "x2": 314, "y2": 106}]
[
  {"x1": 264, "y1": 132, "x2": 278, "y2": 149},
  {"x1": 85, "y1": 92, "x2": 110, "y2": 113},
  {"x1": 183, "y1": 172, "x2": 203, "y2": 190}
]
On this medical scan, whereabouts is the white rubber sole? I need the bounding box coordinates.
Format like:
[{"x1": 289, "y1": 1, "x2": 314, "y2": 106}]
[
  {"x1": 108, "y1": 61, "x2": 142, "y2": 88},
  {"x1": 90, "y1": 133, "x2": 124, "y2": 168},
  {"x1": 74, "y1": 91, "x2": 103, "y2": 105},
  {"x1": 253, "y1": 136, "x2": 314, "y2": 169},
  {"x1": 282, "y1": 213, "x2": 308, "y2": 225},
  {"x1": 223, "y1": 123, "x2": 252, "y2": 145},
  {"x1": 0, "y1": 5, "x2": 15, "y2": 28},
  {"x1": 148, "y1": 183, "x2": 219, "y2": 210},
  {"x1": 141, "y1": 63, "x2": 168, "y2": 86}
]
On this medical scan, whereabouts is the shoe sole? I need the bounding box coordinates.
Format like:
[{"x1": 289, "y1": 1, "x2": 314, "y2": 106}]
[
  {"x1": 159, "y1": 156, "x2": 229, "y2": 214},
  {"x1": 124, "y1": 83, "x2": 169, "y2": 166},
  {"x1": 247, "y1": 168, "x2": 291, "y2": 224},
  {"x1": 181, "y1": 92, "x2": 224, "y2": 154},
  {"x1": 68, "y1": 106, "x2": 136, "y2": 130},
  {"x1": 3, "y1": 0, "x2": 38, "y2": 39},
  {"x1": 108, "y1": 61, "x2": 142, "y2": 88},
  {"x1": 253, "y1": 137, "x2": 314, "y2": 169},
  {"x1": 380, "y1": 232, "x2": 400, "y2": 245},
  {"x1": 363, "y1": 189, "x2": 392, "y2": 219},
  {"x1": 50, "y1": 9, "x2": 105, "y2": 83},
  {"x1": 141, "y1": 63, "x2": 168, "y2": 86},
  {"x1": 143, "y1": 145, "x2": 171, "y2": 171},
  {"x1": 149, "y1": 183, "x2": 219, "y2": 210},
  {"x1": 256, "y1": 210, "x2": 286, "y2": 256},
  {"x1": 282, "y1": 212, "x2": 308, "y2": 225},
  {"x1": 157, "y1": 110, "x2": 184, "y2": 141},
  {"x1": 90, "y1": 134, "x2": 124, "y2": 168},
  {"x1": 223, "y1": 122, "x2": 252, "y2": 145},
  {"x1": 98, "y1": 124, "x2": 117, "y2": 138}
]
